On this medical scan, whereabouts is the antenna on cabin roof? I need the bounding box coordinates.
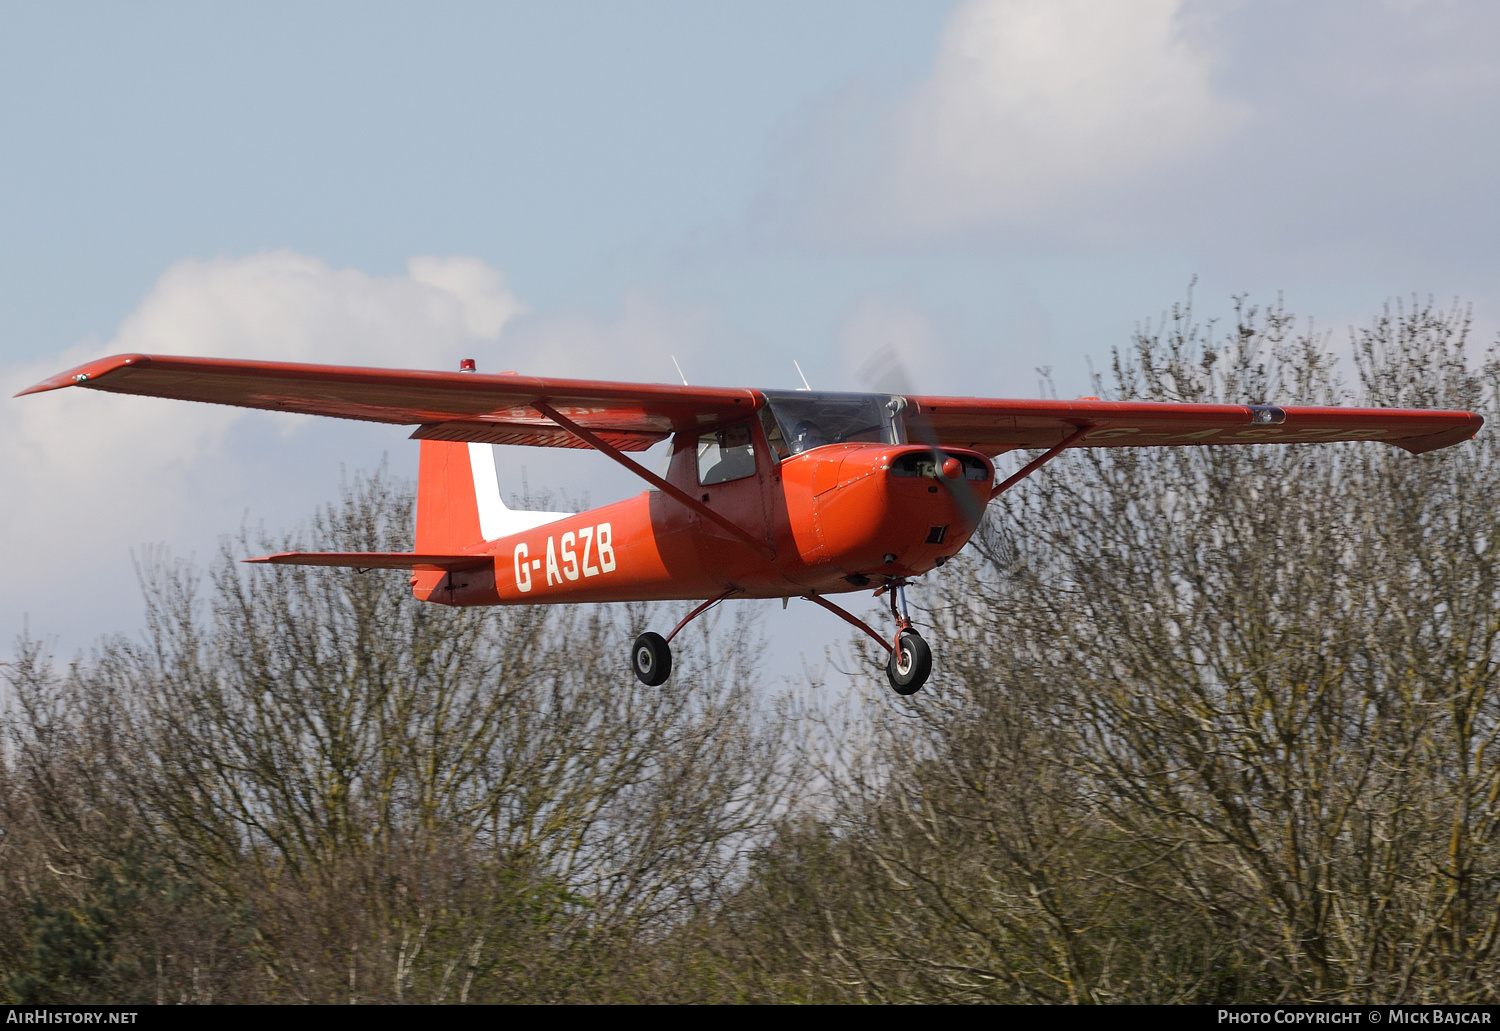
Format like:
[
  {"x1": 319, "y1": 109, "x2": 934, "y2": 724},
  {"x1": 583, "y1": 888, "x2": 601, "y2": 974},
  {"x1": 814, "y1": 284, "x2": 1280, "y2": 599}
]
[
  {"x1": 793, "y1": 360, "x2": 812, "y2": 392},
  {"x1": 670, "y1": 355, "x2": 689, "y2": 386}
]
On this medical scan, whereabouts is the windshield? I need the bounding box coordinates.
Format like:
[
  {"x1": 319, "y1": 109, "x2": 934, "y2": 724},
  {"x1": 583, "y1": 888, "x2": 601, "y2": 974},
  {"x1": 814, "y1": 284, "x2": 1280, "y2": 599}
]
[{"x1": 760, "y1": 391, "x2": 905, "y2": 458}]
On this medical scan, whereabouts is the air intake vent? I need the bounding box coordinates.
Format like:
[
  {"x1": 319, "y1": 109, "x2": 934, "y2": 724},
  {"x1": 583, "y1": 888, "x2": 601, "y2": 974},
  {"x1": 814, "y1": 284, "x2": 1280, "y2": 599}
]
[
  {"x1": 925, "y1": 525, "x2": 949, "y2": 545},
  {"x1": 893, "y1": 452, "x2": 990, "y2": 480}
]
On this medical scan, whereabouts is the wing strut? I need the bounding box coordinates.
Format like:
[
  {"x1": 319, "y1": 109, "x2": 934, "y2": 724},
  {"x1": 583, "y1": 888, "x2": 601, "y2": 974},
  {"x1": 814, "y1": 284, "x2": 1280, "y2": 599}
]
[
  {"x1": 532, "y1": 401, "x2": 776, "y2": 561},
  {"x1": 989, "y1": 424, "x2": 1095, "y2": 501}
]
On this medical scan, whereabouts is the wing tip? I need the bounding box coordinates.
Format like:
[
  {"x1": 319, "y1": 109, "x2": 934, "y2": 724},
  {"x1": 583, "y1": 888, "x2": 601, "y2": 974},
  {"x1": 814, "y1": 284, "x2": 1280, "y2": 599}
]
[
  {"x1": 1391, "y1": 413, "x2": 1485, "y2": 455},
  {"x1": 15, "y1": 354, "x2": 153, "y2": 398}
]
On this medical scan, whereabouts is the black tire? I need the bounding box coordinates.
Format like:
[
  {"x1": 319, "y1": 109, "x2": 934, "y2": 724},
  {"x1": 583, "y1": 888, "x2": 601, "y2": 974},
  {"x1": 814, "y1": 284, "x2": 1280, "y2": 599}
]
[
  {"x1": 886, "y1": 630, "x2": 932, "y2": 695},
  {"x1": 631, "y1": 632, "x2": 672, "y2": 686}
]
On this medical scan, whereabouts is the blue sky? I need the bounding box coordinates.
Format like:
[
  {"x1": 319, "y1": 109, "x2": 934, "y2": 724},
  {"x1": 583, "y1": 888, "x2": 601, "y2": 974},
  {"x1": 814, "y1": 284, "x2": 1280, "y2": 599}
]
[{"x1": 5, "y1": 0, "x2": 1499, "y2": 670}]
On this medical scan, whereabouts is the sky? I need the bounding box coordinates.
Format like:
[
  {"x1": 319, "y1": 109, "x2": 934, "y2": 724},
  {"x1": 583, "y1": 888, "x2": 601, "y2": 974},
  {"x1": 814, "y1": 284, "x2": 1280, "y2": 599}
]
[{"x1": 4, "y1": 0, "x2": 1500, "y2": 676}]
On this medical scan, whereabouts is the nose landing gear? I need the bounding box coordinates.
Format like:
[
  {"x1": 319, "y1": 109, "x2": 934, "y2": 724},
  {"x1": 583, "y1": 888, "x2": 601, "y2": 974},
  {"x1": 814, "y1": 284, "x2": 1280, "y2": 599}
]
[
  {"x1": 887, "y1": 629, "x2": 932, "y2": 695},
  {"x1": 882, "y1": 583, "x2": 931, "y2": 695},
  {"x1": 805, "y1": 581, "x2": 933, "y2": 695}
]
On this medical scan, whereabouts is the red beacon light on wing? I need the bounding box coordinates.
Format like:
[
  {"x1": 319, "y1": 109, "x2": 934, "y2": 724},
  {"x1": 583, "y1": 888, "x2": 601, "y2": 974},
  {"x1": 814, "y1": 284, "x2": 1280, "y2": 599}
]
[{"x1": 459, "y1": 358, "x2": 477, "y2": 372}]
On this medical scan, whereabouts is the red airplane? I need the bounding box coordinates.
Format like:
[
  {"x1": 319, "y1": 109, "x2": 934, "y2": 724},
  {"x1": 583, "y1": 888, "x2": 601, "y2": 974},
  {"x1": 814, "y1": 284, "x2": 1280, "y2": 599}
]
[{"x1": 20, "y1": 353, "x2": 1484, "y2": 693}]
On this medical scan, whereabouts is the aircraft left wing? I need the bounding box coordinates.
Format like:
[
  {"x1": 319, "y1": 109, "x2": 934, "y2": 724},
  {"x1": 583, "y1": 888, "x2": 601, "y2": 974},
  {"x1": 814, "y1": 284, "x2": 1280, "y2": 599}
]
[
  {"x1": 18, "y1": 353, "x2": 763, "y2": 451},
  {"x1": 907, "y1": 396, "x2": 1483, "y2": 456}
]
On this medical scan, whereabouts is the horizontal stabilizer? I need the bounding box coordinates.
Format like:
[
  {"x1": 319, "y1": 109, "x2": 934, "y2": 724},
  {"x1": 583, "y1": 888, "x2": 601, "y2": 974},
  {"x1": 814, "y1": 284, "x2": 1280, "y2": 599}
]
[{"x1": 244, "y1": 551, "x2": 492, "y2": 571}]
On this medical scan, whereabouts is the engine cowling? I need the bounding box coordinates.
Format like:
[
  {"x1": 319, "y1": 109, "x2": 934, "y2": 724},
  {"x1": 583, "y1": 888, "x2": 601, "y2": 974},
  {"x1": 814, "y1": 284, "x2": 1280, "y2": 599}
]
[{"x1": 780, "y1": 443, "x2": 992, "y2": 579}]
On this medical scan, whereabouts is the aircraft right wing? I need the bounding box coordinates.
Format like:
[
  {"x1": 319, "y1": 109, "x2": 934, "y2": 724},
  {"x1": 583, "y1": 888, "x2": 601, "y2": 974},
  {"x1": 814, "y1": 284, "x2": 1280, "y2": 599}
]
[{"x1": 18, "y1": 353, "x2": 764, "y2": 452}]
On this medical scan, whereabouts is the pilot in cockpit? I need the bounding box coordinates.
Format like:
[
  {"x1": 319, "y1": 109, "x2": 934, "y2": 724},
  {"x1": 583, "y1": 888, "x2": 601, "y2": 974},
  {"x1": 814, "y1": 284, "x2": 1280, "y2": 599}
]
[
  {"x1": 790, "y1": 420, "x2": 826, "y2": 455},
  {"x1": 704, "y1": 423, "x2": 756, "y2": 483}
]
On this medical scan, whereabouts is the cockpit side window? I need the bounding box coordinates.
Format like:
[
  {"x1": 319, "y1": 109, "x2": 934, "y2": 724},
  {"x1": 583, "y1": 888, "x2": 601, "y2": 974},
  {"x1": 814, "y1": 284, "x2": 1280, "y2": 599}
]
[{"x1": 698, "y1": 422, "x2": 757, "y2": 485}]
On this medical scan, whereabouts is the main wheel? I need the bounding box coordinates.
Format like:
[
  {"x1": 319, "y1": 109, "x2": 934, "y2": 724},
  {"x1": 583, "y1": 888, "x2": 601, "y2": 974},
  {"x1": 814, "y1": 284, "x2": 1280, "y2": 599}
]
[
  {"x1": 886, "y1": 630, "x2": 932, "y2": 695},
  {"x1": 631, "y1": 632, "x2": 672, "y2": 686}
]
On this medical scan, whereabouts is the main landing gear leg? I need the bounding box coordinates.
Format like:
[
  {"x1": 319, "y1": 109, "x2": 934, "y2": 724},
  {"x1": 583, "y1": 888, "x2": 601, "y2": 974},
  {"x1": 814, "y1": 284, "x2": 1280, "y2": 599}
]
[
  {"x1": 631, "y1": 589, "x2": 737, "y2": 686},
  {"x1": 805, "y1": 586, "x2": 932, "y2": 696}
]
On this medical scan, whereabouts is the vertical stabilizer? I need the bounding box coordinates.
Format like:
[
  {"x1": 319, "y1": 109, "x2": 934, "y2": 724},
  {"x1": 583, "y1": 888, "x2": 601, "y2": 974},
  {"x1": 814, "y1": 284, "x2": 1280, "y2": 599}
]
[
  {"x1": 415, "y1": 440, "x2": 569, "y2": 553},
  {"x1": 415, "y1": 440, "x2": 484, "y2": 553}
]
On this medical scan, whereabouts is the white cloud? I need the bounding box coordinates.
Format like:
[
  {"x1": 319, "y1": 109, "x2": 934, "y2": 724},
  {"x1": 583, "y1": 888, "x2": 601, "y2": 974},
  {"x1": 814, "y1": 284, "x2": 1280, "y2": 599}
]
[
  {"x1": 6, "y1": 249, "x2": 525, "y2": 482},
  {"x1": 500, "y1": 290, "x2": 720, "y2": 383},
  {"x1": 2, "y1": 251, "x2": 525, "y2": 647},
  {"x1": 790, "y1": 0, "x2": 1245, "y2": 241},
  {"x1": 4, "y1": 252, "x2": 734, "y2": 655},
  {"x1": 408, "y1": 255, "x2": 524, "y2": 339},
  {"x1": 104, "y1": 250, "x2": 524, "y2": 367}
]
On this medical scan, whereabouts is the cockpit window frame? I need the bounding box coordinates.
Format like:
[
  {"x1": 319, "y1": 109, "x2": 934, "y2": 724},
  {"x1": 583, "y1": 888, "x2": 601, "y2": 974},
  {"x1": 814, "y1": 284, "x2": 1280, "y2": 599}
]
[{"x1": 759, "y1": 391, "x2": 907, "y2": 458}]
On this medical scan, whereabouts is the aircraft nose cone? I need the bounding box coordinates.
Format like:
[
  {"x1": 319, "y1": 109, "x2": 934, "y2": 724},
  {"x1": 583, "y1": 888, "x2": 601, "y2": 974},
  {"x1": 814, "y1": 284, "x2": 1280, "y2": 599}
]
[{"x1": 941, "y1": 457, "x2": 963, "y2": 480}]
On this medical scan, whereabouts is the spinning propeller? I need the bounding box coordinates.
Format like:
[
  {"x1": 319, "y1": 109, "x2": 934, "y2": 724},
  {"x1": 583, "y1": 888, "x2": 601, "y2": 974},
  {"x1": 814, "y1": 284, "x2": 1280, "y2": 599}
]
[{"x1": 858, "y1": 346, "x2": 985, "y2": 526}]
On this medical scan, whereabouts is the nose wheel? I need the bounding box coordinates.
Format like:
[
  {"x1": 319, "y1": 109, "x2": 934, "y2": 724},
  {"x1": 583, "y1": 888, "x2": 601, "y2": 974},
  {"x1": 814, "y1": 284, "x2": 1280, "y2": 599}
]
[
  {"x1": 883, "y1": 581, "x2": 932, "y2": 694},
  {"x1": 887, "y1": 629, "x2": 931, "y2": 695},
  {"x1": 807, "y1": 581, "x2": 934, "y2": 695}
]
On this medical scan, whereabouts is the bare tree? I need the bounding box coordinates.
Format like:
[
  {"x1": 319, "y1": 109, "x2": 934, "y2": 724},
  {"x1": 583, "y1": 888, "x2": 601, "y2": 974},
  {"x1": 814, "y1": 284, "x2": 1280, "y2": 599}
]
[
  {"x1": 2, "y1": 469, "x2": 790, "y2": 1003},
  {"x1": 735, "y1": 294, "x2": 1500, "y2": 1004},
  {"x1": 8, "y1": 292, "x2": 1498, "y2": 1005}
]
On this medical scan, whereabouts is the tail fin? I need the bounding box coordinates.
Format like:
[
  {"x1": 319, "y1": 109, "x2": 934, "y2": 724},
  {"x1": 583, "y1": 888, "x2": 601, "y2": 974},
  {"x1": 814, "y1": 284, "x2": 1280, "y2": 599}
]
[{"x1": 415, "y1": 440, "x2": 568, "y2": 552}]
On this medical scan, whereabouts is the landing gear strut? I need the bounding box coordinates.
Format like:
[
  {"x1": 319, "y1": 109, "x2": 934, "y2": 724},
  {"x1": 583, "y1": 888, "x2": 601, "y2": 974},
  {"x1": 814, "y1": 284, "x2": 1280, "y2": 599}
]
[
  {"x1": 630, "y1": 589, "x2": 737, "y2": 686},
  {"x1": 636, "y1": 585, "x2": 934, "y2": 694}
]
